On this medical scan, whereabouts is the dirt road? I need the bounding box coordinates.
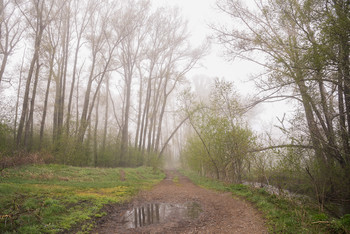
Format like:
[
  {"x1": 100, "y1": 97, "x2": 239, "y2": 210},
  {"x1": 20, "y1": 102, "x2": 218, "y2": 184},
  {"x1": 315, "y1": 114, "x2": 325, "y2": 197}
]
[{"x1": 92, "y1": 170, "x2": 267, "y2": 233}]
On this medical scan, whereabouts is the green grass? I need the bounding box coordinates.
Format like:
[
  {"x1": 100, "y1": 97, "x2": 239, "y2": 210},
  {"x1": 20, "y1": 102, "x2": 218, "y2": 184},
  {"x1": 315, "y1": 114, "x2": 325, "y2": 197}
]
[
  {"x1": 0, "y1": 164, "x2": 165, "y2": 233},
  {"x1": 181, "y1": 170, "x2": 350, "y2": 234},
  {"x1": 172, "y1": 175, "x2": 179, "y2": 184}
]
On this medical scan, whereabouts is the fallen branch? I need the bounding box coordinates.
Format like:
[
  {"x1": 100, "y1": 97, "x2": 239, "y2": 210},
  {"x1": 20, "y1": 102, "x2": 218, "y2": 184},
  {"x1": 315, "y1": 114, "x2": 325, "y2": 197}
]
[
  {"x1": 312, "y1": 221, "x2": 331, "y2": 225},
  {"x1": 157, "y1": 115, "x2": 189, "y2": 159},
  {"x1": 249, "y1": 144, "x2": 313, "y2": 153}
]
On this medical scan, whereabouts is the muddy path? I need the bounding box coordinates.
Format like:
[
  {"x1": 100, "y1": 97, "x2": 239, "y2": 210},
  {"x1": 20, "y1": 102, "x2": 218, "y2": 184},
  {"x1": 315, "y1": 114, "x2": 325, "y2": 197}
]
[{"x1": 92, "y1": 170, "x2": 267, "y2": 233}]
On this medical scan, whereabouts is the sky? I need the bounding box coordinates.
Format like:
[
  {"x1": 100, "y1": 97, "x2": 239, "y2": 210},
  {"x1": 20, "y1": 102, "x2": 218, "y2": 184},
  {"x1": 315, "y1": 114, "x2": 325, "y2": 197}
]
[{"x1": 152, "y1": 0, "x2": 294, "y2": 136}]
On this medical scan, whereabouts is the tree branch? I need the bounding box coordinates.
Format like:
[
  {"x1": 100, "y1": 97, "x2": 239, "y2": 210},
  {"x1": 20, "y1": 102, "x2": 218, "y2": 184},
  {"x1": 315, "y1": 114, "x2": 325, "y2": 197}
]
[{"x1": 249, "y1": 144, "x2": 313, "y2": 153}]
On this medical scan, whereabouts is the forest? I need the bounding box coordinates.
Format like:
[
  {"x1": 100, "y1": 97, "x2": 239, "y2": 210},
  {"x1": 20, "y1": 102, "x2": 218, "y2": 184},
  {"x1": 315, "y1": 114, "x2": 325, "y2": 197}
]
[
  {"x1": 0, "y1": 0, "x2": 206, "y2": 167},
  {"x1": 1, "y1": 0, "x2": 350, "y2": 230}
]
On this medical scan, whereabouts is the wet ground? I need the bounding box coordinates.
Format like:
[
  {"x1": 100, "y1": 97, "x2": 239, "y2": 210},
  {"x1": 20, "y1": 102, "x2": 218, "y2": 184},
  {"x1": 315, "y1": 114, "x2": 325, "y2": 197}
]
[
  {"x1": 92, "y1": 170, "x2": 267, "y2": 233},
  {"x1": 122, "y1": 201, "x2": 202, "y2": 229}
]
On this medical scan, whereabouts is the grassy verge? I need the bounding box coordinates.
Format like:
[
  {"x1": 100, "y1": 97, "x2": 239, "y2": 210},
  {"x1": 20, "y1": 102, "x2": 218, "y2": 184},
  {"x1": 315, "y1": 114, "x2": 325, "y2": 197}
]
[
  {"x1": 0, "y1": 164, "x2": 164, "y2": 233},
  {"x1": 181, "y1": 170, "x2": 350, "y2": 234}
]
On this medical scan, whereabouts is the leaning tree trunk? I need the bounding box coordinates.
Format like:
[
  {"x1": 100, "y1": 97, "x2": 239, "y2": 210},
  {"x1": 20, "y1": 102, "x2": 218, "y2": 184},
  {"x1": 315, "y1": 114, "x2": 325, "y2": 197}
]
[{"x1": 77, "y1": 53, "x2": 96, "y2": 143}]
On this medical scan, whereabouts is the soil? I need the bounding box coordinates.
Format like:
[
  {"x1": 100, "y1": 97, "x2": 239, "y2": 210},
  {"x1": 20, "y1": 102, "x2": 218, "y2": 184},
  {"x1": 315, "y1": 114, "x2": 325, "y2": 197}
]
[{"x1": 92, "y1": 170, "x2": 267, "y2": 234}]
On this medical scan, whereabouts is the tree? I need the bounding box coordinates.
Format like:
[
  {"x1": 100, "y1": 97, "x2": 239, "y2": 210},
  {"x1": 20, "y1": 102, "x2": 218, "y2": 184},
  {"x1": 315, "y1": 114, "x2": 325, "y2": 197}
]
[
  {"x1": 135, "y1": 7, "x2": 206, "y2": 156},
  {"x1": 1, "y1": 0, "x2": 205, "y2": 169},
  {"x1": 39, "y1": 17, "x2": 59, "y2": 147},
  {"x1": 65, "y1": 0, "x2": 94, "y2": 136},
  {"x1": 182, "y1": 79, "x2": 255, "y2": 182},
  {"x1": 0, "y1": 0, "x2": 24, "y2": 84},
  {"x1": 213, "y1": 0, "x2": 350, "y2": 211},
  {"x1": 51, "y1": 0, "x2": 71, "y2": 142},
  {"x1": 77, "y1": 1, "x2": 122, "y2": 143},
  {"x1": 16, "y1": 0, "x2": 58, "y2": 148},
  {"x1": 118, "y1": 0, "x2": 150, "y2": 165}
]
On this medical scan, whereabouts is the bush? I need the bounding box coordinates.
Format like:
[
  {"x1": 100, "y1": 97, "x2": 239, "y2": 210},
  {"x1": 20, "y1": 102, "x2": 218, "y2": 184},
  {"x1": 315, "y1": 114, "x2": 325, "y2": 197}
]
[
  {"x1": 0, "y1": 152, "x2": 53, "y2": 169},
  {"x1": 0, "y1": 121, "x2": 14, "y2": 155}
]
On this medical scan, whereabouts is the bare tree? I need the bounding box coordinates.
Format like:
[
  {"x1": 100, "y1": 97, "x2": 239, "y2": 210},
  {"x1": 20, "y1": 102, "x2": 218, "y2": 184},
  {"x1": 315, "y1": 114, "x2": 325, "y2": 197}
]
[
  {"x1": 2, "y1": 0, "x2": 205, "y2": 168},
  {"x1": 135, "y1": 8, "x2": 206, "y2": 155},
  {"x1": 39, "y1": 21, "x2": 59, "y2": 147},
  {"x1": 0, "y1": 0, "x2": 24, "y2": 84},
  {"x1": 23, "y1": 56, "x2": 41, "y2": 149},
  {"x1": 66, "y1": 0, "x2": 93, "y2": 135},
  {"x1": 51, "y1": 1, "x2": 71, "y2": 142},
  {"x1": 53, "y1": 1, "x2": 71, "y2": 141},
  {"x1": 77, "y1": 1, "x2": 106, "y2": 143},
  {"x1": 16, "y1": 0, "x2": 58, "y2": 148},
  {"x1": 118, "y1": 0, "x2": 150, "y2": 165},
  {"x1": 77, "y1": 1, "x2": 124, "y2": 143}
]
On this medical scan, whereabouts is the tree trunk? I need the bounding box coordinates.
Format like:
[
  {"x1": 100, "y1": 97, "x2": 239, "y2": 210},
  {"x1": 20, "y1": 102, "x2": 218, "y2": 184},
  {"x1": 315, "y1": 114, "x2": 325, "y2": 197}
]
[
  {"x1": 77, "y1": 53, "x2": 96, "y2": 143},
  {"x1": 53, "y1": 60, "x2": 62, "y2": 141},
  {"x1": 338, "y1": 64, "x2": 350, "y2": 164},
  {"x1": 66, "y1": 38, "x2": 80, "y2": 135},
  {"x1": 138, "y1": 63, "x2": 155, "y2": 151},
  {"x1": 334, "y1": 0, "x2": 350, "y2": 166},
  {"x1": 75, "y1": 70, "x2": 80, "y2": 134},
  {"x1": 148, "y1": 74, "x2": 164, "y2": 152},
  {"x1": 155, "y1": 73, "x2": 178, "y2": 152},
  {"x1": 79, "y1": 43, "x2": 115, "y2": 143},
  {"x1": 24, "y1": 58, "x2": 41, "y2": 150},
  {"x1": 0, "y1": 0, "x2": 5, "y2": 83},
  {"x1": 40, "y1": 47, "x2": 55, "y2": 148},
  {"x1": 102, "y1": 78, "x2": 109, "y2": 153},
  {"x1": 120, "y1": 74, "x2": 132, "y2": 166},
  {"x1": 14, "y1": 50, "x2": 26, "y2": 142},
  {"x1": 134, "y1": 67, "x2": 143, "y2": 148},
  {"x1": 297, "y1": 78, "x2": 326, "y2": 162},
  {"x1": 58, "y1": 11, "x2": 70, "y2": 136},
  {"x1": 66, "y1": 6, "x2": 85, "y2": 135},
  {"x1": 139, "y1": 75, "x2": 152, "y2": 151},
  {"x1": 0, "y1": 52, "x2": 8, "y2": 84},
  {"x1": 17, "y1": 11, "x2": 44, "y2": 147},
  {"x1": 154, "y1": 91, "x2": 167, "y2": 152},
  {"x1": 93, "y1": 90, "x2": 100, "y2": 167}
]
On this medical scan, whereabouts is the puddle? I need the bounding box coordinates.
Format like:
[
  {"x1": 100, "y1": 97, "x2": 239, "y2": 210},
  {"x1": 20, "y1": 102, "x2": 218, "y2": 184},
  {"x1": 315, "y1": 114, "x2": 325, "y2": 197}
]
[{"x1": 122, "y1": 202, "x2": 202, "y2": 228}]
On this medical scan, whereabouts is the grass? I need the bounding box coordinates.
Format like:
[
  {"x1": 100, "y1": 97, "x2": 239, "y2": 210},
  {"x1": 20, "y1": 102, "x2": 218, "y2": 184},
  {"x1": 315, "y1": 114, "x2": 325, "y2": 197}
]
[
  {"x1": 0, "y1": 164, "x2": 165, "y2": 233},
  {"x1": 181, "y1": 170, "x2": 350, "y2": 234},
  {"x1": 172, "y1": 175, "x2": 179, "y2": 184}
]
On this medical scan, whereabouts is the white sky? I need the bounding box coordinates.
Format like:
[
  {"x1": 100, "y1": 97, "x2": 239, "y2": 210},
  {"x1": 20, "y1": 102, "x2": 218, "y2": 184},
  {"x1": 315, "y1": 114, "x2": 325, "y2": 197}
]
[{"x1": 152, "y1": 0, "x2": 293, "y2": 136}]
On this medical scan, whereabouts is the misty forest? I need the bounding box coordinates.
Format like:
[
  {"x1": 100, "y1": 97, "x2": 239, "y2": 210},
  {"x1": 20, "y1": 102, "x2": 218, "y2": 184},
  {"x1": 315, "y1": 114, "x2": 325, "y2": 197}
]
[{"x1": 1, "y1": 0, "x2": 350, "y2": 233}]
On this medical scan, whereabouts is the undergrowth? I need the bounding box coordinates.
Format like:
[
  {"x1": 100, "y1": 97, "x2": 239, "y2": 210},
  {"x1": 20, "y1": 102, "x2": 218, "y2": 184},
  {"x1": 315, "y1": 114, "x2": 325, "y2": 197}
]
[
  {"x1": 181, "y1": 170, "x2": 350, "y2": 234},
  {"x1": 0, "y1": 164, "x2": 164, "y2": 233}
]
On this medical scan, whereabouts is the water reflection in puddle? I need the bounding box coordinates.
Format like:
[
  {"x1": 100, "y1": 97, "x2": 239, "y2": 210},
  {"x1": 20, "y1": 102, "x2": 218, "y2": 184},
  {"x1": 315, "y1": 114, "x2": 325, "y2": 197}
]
[{"x1": 123, "y1": 202, "x2": 202, "y2": 228}]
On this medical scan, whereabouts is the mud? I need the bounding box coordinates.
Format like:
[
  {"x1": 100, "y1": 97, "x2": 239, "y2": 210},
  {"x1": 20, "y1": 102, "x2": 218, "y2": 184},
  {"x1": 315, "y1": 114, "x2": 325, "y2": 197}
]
[{"x1": 92, "y1": 170, "x2": 267, "y2": 233}]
